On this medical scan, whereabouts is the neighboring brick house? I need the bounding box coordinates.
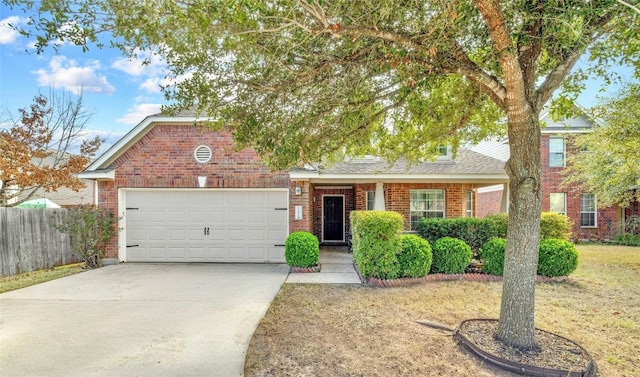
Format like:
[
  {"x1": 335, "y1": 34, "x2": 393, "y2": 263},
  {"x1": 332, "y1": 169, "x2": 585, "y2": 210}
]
[
  {"x1": 473, "y1": 110, "x2": 638, "y2": 240},
  {"x1": 79, "y1": 114, "x2": 508, "y2": 264}
]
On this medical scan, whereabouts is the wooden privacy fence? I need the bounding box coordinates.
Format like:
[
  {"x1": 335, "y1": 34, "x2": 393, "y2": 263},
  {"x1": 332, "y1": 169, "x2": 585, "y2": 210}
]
[{"x1": 0, "y1": 208, "x2": 81, "y2": 277}]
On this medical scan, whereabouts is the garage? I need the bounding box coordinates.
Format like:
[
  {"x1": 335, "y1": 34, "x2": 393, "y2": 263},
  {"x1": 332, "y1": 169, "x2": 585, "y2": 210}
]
[{"x1": 124, "y1": 189, "x2": 288, "y2": 263}]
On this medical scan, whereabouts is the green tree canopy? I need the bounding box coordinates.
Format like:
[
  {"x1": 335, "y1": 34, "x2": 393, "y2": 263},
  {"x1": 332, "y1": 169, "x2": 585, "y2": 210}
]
[
  {"x1": 5, "y1": 0, "x2": 638, "y2": 350},
  {"x1": 564, "y1": 83, "x2": 640, "y2": 208}
]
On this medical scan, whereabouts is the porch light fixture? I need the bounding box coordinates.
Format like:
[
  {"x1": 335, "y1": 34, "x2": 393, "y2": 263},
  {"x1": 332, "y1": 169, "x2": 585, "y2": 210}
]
[{"x1": 294, "y1": 187, "x2": 302, "y2": 195}]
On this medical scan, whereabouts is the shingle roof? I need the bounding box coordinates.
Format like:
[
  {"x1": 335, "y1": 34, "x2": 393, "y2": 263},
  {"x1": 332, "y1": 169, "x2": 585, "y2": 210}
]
[{"x1": 309, "y1": 149, "x2": 506, "y2": 175}]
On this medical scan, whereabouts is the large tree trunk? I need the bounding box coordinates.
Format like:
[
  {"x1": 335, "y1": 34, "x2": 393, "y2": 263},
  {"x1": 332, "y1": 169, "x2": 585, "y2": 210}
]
[{"x1": 497, "y1": 106, "x2": 542, "y2": 350}]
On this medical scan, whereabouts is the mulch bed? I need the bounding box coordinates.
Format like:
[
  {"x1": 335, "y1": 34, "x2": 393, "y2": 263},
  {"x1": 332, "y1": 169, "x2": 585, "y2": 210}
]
[
  {"x1": 289, "y1": 265, "x2": 321, "y2": 273},
  {"x1": 455, "y1": 319, "x2": 597, "y2": 376}
]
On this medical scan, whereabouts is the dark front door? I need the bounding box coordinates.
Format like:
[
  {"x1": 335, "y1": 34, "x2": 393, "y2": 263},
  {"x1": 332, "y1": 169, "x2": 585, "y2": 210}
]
[{"x1": 323, "y1": 196, "x2": 344, "y2": 242}]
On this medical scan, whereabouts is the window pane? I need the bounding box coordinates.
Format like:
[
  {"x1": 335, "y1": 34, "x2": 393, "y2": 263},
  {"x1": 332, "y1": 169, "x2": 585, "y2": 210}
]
[
  {"x1": 549, "y1": 138, "x2": 565, "y2": 167},
  {"x1": 366, "y1": 191, "x2": 375, "y2": 210},
  {"x1": 550, "y1": 193, "x2": 566, "y2": 215},
  {"x1": 410, "y1": 189, "x2": 445, "y2": 230},
  {"x1": 580, "y1": 194, "x2": 596, "y2": 227},
  {"x1": 580, "y1": 213, "x2": 595, "y2": 227}
]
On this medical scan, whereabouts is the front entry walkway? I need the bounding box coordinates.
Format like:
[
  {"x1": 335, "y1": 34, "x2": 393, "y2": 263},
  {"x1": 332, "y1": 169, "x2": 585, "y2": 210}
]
[{"x1": 285, "y1": 246, "x2": 361, "y2": 284}]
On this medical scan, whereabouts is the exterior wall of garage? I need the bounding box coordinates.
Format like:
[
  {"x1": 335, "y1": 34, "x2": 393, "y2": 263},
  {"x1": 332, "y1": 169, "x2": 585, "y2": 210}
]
[{"x1": 98, "y1": 125, "x2": 290, "y2": 259}]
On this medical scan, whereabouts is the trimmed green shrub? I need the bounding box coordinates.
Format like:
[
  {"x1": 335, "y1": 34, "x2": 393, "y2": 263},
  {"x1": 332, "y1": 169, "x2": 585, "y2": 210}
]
[
  {"x1": 397, "y1": 235, "x2": 432, "y2": 278},
  {"x1": 485, "y1": 213, "x2": 509, "y2": 238},
  {"x1": 478, "y1": 237, "x2": 506, "y2": 275},
  {"x1": 350, "y1": 210, "x2": 404, "y2": 279},
  {"x1": 537, "y1": 238, "x2": 579, "y2": 277},
  {"x1": 417, "y1": 215, "x2": 508, "y2": 253},
  {"x1": 430, "y1": 237, "x2": 473, "y2": 274},
  {"x1": 540, "y1": 212, "x2": 573, "y2": 240},
  {"x1": 285, "y1": 231, "x2": 319, "y2": 267}
]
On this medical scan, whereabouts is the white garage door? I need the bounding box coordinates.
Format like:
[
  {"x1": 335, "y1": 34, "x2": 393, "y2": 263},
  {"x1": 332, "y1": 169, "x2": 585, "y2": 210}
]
[{"x1": 125, "y1": 190, "x2": 288, "y2": 263}]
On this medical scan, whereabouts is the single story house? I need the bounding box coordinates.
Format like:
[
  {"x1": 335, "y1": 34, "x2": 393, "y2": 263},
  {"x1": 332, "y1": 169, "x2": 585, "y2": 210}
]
[{"x1": 79, "y1": 114, "x2": 508, "y2": 264}]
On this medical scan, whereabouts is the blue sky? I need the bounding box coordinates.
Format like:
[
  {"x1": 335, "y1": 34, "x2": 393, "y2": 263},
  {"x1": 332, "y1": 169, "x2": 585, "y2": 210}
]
[
  {"x1": 1, "y1": 8, "x2": 169, "y2": 150},
  {"x1": 0, "y1": 6, "x2": 635, "y2": 152}
]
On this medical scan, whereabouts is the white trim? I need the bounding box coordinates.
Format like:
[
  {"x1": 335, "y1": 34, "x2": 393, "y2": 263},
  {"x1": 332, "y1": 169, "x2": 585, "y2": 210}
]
[
  {"x1": 194, "y1": 145, "x2": 212, "y2": 163},
  {"x1": 117, "y1": 187, "x2": 289, "y2": 262},
  {"x1": 580, "y1": 193, "x2": 598, "y2": 228},
  {"x1": 321, "y1": 194, "x2": 345, "y2": 243},
  {"x1": 86, "y1": 116, "x2": 212, "y2": 171},
  {"x1": 77, "y1": 170, "x2": 115, "y2": 180}
]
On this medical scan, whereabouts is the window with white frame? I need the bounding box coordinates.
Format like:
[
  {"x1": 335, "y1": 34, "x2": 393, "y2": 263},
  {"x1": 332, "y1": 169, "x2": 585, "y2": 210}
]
[
  {"x1": 580, "y1": 193, "x2": 597, "y2": 227},
  {"x1": 550, "y1": 193, "x2": 566, "y2": 215},
  {"x1": 465, "y1": 191, "x2": 473, "y2": 217},
  {"x1": 436, "y1": 145, "x2": 451, "y2": 160},
  {"x1": 410, "y1": 189, "x2": 445, "y2": 229},
  {"x1": 549, "y1": 137, "x2": 566, "y2": 167},
  {"x1": 366, "y1": 190, "x2": 375, "y2": 210}
]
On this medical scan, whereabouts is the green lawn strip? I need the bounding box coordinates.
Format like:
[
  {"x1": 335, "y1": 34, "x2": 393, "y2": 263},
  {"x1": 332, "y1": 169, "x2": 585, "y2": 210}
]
[{"x1": 0, "y1": 264, "x2": 85, "y2": 294}]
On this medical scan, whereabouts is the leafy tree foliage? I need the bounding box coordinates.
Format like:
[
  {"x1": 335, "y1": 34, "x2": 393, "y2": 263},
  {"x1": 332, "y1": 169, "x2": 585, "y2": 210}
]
[
  {"x1": 0, "y1": 93, "x2": 102, "y2": 206},
  {"x1": 5, "y1": 0, "x2": 638, "y2": 349},
  {"x1": 564, "y1": 83, "x2": 640, "y2": 208},
  {"x1": 53, "y1": 205, "x2": 118, "y2": 268}
]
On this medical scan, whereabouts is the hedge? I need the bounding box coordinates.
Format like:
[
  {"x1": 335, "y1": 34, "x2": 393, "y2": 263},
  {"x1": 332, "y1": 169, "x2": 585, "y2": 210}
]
[
  {"x1": 537, "y1": 238, "x2": 579, "y2": 277},
  {"x1": 397, "y1": 234, "x2": 432, "y2": 278},
  {"x1": 478, "y1": 237, "x2": 507, "y2": 276},
  {"x1": 350, "y1": 211, "x2": 404, "y2": 279},
  {"x1": 417, "y1": 212, "x2": 572, "y2": 252},
  {"x1": 478, "y1": 237, "x2": 579, "y2": 277},
  {"x1": 430, "y1": 237, "x2": 472, "y2": 274},
  {"x1": 416, "y1": 214, "x2": 507, "y2": 253},
  {"x1": 285, "y1": 231, "x2": 319, "y2": 267}
]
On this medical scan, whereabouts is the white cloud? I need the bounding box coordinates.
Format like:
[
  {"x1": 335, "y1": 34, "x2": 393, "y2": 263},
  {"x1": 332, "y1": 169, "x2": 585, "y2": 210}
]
[
  {"x1": 140, "y1": 72, "x2": 193, "y2": 93},
  {"x1": 116, "y1": 103, "x2": 163, "y2": 125},
  {"x1": 0, "y1": 16, "x2": 27, "y2": 45},
  {"x1": 32, "y1": 56, "x2": 116, "y2": 94},
  {"x1": 111, "y1": 50, "x2": 165, "y2": 76}
]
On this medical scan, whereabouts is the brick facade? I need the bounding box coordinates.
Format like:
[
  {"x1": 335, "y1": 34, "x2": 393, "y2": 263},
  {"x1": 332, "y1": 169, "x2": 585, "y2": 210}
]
[
  {"x1": 93, "y1": 121, "x2": 506, "y2": 259},
  {"x1": 476, "y1": 189, "x2": 503, "y2": 218},
  {"x1": 478, "y1": 135, "x2": 625, "y2": 240},
  {"x1": 98, "y1": 125, "x2": 289, "y2": 258},
  {"x1": 540, "y1": 134, "x2": 620, "y2": 240}
]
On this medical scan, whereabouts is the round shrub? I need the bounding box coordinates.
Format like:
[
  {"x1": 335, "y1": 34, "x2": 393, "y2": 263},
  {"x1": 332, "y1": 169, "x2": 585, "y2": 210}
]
[
  {"x1": 478, "y1": 237, "x2": 506, "y2": 276},
  {"x1": 285, "y1": 231, "x2": 319, "y2": 267},
  {"x1": 430, "y1": 237, "x2": 472, "y2": 274},
  {"x1": 538, "y1": 238, "x2": 579, "y2": 277},
  {"x1": 540, "y1": 212, "x2": 573, "y2": 240},
  {"x1": 397, "y1": 235, "x2": 432, "y2": 278}
]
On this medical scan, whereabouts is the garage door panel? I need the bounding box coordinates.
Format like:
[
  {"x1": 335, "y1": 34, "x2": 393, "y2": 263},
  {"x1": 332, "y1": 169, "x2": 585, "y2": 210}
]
[{"x1": 126, "y1": 190, "x2": 287, "y2": 263}]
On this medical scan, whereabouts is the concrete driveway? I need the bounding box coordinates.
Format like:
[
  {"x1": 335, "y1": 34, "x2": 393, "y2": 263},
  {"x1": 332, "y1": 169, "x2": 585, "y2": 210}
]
[{"x1": 0, "y1": 263, "x2": 289, "y2": 377}]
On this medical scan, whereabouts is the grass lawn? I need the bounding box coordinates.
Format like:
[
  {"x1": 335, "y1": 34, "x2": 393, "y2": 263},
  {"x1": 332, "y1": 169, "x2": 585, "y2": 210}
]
[
  {"x1": 0, "y1": 264, "x2": 85, "y2": 294},
  {"x1": 245, "y1": 245, "x2": 640, "y2": 376}
]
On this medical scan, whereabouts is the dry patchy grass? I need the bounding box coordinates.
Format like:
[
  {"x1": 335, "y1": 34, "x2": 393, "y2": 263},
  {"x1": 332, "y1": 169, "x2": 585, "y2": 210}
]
[
  {"x1": 246, "y1": 245, "x2": 640, "y2": 376},
  {"x1": 0, "y1": 264, "x2": 84, "y2": 293}
]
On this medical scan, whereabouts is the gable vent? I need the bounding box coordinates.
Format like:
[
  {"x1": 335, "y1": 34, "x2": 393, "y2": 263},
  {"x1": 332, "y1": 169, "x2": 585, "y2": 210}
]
[{"x1": 194, "y1": 145, "x2": 212, "y2": 163}]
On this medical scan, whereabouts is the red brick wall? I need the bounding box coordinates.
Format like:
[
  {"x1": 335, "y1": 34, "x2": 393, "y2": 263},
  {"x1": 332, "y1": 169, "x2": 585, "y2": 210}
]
[
  {"x1": 541, "y1": 134, "x2": 619, "y2": 240},
  {"x1": 477, "y1": 189, "x2": 503, "y2": 218},
  {"x1": 290, "y1": 180, "x2": 313, "y2": 234},
  {"x1": 98, "y1": 125, "x2": 290, "y2": 258}
]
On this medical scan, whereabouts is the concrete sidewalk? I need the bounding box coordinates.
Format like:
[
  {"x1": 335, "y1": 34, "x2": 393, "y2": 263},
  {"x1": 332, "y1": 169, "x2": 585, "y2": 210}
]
[{"x1": 285, "y1": 246, "x2": 361, "y2": 284}]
